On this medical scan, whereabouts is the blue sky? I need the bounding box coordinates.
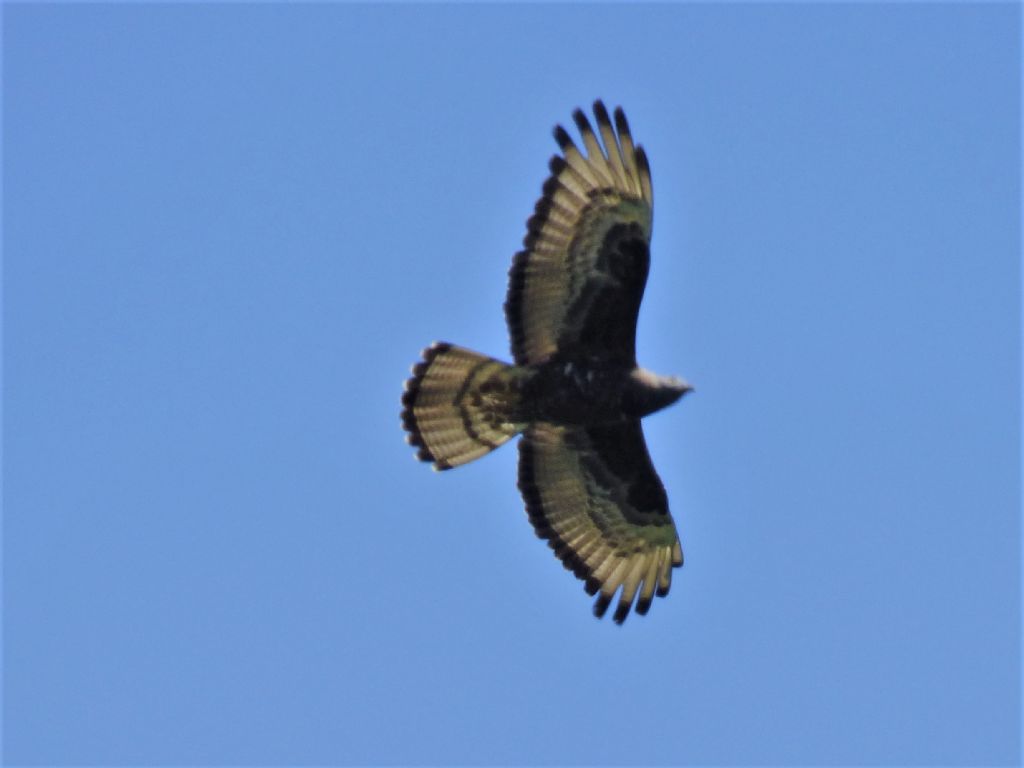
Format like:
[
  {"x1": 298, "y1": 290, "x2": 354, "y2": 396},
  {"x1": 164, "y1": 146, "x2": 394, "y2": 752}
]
[{"x1": 3, "y1": 3, "x2": 1020, "y2": 765}]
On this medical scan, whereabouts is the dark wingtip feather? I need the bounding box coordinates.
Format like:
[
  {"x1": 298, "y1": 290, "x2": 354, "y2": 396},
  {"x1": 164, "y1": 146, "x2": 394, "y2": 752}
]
[
  {"x1": 636, "y1": 145, "x2": 651, "y2": 175},
  {"x1": 635, "y1": 595, "x2": 653, "y2": 616},
  {"x1": 572, "y1": 107, "x2": 595, "y2": 139},
  {"x1": 612, "y1": 600, "x2": 631, "y2": 625},
  {"x1": 593, "y1": 100, "x2": 612, "y2": 131},
  {"x1": 540, "y1": 175, "x2": 561, "y2": 205},
  {"x1": 553, "y1": 125, "x2": 574, "y2": 151},
  {"x1": 613, "y1": 106, "x2": 631, "y2": 140},
  {"x1": 593, "y1": 592, "x2": 612, "y2": 619}
]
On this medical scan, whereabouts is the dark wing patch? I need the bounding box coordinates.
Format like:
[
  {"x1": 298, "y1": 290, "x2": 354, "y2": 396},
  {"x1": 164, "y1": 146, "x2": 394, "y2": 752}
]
[
  {"x1": 505, "y1": 101, "x2": 654, "y2": 366},
  {"x1": 518, "y1": 421, "x2": 682, "y2": 624},
  {"x1": 557, "y1": 222, "x2": 649, "y2": 363}
]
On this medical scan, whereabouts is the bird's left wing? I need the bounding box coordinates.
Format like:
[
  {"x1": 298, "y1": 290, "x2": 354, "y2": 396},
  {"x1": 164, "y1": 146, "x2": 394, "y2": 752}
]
[
  {"x1": 518, "y1": 421, "x2": 682, "y2": 623},
  {"x1": 505, "y1": 101, "x2": 654, "y2": 367}
]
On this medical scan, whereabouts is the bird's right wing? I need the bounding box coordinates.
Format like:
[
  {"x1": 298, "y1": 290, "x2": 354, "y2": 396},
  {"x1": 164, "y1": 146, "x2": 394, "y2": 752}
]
[{"x1": 517, "y1": 420, "x2": 682, "y2": 624}]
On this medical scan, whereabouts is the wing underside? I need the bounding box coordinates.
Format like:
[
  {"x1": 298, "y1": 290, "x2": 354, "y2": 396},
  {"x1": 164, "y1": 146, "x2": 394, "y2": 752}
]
[
  {"x1": 505, "y1": 101, "x2": 654, "y2": 366},
  {"x1": 518, "y1": 421, "x2": 682, "y2": 624}
]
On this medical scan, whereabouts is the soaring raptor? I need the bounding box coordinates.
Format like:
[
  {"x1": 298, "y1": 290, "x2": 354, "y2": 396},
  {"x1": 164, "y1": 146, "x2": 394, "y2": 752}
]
[{"x1": 401, "y1": 101, "x2": 691, "y2": 624}]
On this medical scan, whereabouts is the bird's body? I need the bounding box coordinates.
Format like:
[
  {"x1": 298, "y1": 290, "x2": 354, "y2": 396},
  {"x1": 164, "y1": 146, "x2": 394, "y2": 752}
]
[
  {"x1": 402, "y1": 101, "x2": 691, "y2": 624},
  {"x1": 521, "y1": 359, "x2": 688, "y2": 426}
]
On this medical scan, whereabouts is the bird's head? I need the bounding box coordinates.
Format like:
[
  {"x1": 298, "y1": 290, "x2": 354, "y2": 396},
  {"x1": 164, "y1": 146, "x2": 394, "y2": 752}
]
[{"x1": 629, "y1": 368, "x2": 693, "y2": 415}]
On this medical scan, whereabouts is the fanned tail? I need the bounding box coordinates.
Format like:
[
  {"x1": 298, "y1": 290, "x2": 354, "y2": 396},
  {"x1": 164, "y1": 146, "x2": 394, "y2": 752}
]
[{"x1": 401, "y1": 343, "x2": 527, "y2": 470}]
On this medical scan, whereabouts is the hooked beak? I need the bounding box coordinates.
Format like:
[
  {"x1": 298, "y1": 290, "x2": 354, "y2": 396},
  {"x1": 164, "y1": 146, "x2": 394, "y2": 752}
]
[{"x1": 673, "y1": 377, "x2": 694, "y2": 396}]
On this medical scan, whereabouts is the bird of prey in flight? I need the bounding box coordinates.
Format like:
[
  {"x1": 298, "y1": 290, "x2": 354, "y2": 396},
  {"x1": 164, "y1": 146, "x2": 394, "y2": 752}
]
[{"x1": 401, "y1": 101, "x2": 691, "y2": 624}]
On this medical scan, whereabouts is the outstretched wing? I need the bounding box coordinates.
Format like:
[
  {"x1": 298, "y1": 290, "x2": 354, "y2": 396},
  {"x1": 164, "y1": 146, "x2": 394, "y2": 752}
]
[
  {"x1": 518, "y1": 421, "x2": 682, "y2": 624},
  {"x1": 505, "y1": 101, "x2": 654, "y2": 367}
]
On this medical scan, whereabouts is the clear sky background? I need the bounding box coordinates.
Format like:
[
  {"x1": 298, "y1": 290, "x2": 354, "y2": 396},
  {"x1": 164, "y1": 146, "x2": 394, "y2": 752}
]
[{"x1": 3, "y1": 3, "x2": 1020, "y2": 766}]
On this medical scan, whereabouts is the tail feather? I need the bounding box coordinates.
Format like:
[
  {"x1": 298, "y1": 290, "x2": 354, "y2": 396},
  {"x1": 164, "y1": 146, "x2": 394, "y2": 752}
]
[{"x1": 402, "y1": 342, "x2": 526, "y2": 470}]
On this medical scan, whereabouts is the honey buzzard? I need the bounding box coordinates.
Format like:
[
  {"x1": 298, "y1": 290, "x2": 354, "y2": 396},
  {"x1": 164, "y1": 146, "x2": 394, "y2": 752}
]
[{"x1": 401, "y1": 101, "x2": 691, "y2": 624}]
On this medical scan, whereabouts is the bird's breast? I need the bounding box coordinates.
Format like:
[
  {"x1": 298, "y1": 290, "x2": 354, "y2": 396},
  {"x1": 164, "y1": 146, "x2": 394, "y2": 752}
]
[{"x1": 522, "y1": 359, "x2": 632, "y2": 425}]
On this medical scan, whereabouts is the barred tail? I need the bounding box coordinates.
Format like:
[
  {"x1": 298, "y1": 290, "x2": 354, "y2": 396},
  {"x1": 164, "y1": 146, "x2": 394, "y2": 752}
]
[{"x1": 402, "y1": 342, "x2": 527, "y2": 470}]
